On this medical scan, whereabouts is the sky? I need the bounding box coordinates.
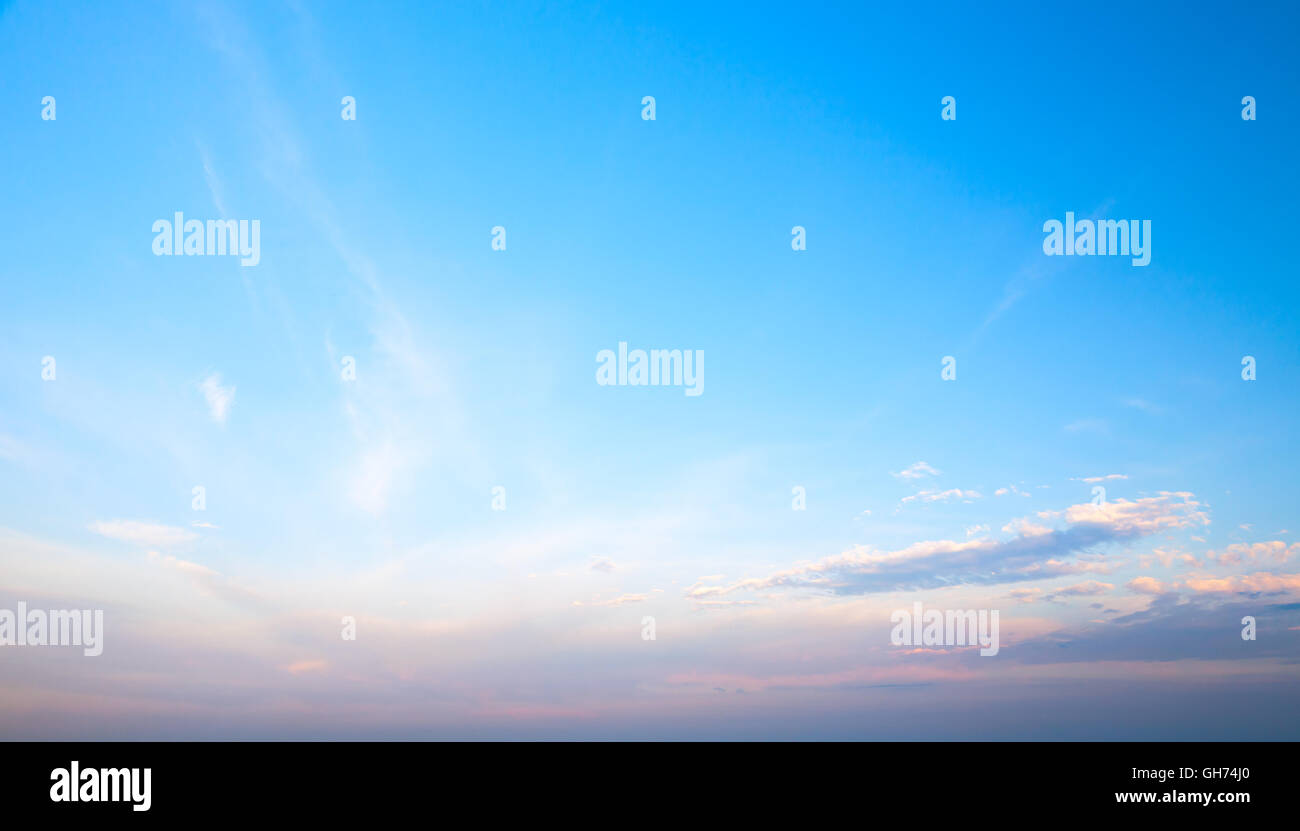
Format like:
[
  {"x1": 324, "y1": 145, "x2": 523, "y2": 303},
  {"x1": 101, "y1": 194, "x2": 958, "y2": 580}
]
[{"x1": 1, "y1": 0, "x2": 1298, "y2": 739}]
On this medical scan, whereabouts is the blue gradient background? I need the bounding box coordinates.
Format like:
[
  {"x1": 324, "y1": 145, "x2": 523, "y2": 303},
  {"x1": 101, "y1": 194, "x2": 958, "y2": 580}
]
[{"x1": 0, "y1": 1, "x2": 1297, "y2": 738}]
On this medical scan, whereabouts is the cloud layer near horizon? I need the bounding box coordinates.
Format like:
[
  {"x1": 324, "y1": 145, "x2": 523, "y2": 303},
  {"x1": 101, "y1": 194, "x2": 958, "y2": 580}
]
[{"x1": 686, "y1": 493, "x2": 1209, "y2": 600}]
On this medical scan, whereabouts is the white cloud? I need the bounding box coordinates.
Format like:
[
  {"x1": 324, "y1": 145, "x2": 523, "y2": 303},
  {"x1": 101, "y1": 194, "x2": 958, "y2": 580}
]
[
  {"x1": 1140, "y1": 547, "x2": 1199, "y2": 568},
  {"x1": 1046, "y1": 492, "x2": 1209, "y2": 534},
  {"x1": 1127, "y1": 576, "x2": 1167, "y2": 595},
  {"x1": 1181, "y1": 572, "x2": 1300, "y2": 596},
  {"x1": 1207, "y1": 541, "x2": 1298, "y2": 566},
  {"x1": 89, "y1": 520, "x2": 197, "y2": 547},
  {"x1": 892, "y1": 461, "x2": 940, "y2": 480},
  {"x1": 199, "y1": 373, "x2": 236, "y2": 424},
  {"x1": 349, "y1": 440, "x2": 399, "y2": 515}
]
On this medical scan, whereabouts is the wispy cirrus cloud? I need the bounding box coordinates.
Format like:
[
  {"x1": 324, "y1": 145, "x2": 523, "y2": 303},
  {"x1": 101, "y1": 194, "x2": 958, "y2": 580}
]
[
  {"x1": 88, "y1": 519, "x2": 197, "y2": 547},
  {"x1": 1063, "y1": 419, "x2": 1109, "y2": 435},
  {"x1": 147, "y1": 551, "x2": 216, "y2": 577},
  {"x1": 901, "y1": 488, "x2": 981, "y2": 504},
  {"x1": 1042, "y1": 580, "x2": 1114, "y2": 602},
  {"x1": 1010, "y1": 580, "x2": 1118, "y2": 605},
  {"x1": 1121, "y1": 397, "x2": 1164, "y2": 414},
  {"x1": 572, "y1": 593, "x2": 647, "y2": 607}
]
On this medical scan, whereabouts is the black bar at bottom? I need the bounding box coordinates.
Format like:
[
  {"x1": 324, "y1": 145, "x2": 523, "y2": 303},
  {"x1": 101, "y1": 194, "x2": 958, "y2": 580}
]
[{"x1": 2, "y1": 741, "x2": 1287, "y2": 818}]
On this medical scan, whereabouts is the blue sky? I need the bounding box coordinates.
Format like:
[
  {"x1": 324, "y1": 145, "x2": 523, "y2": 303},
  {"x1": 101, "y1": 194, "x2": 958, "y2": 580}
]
[{"x1": 1, "y1": 0, "x2": 1298, "y2": 738}]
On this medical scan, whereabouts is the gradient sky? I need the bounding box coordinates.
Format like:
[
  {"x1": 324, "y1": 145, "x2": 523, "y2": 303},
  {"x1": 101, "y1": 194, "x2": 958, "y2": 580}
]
[{"x1": 1, "y1": 0, "x2": 1298, "y2": 739}]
